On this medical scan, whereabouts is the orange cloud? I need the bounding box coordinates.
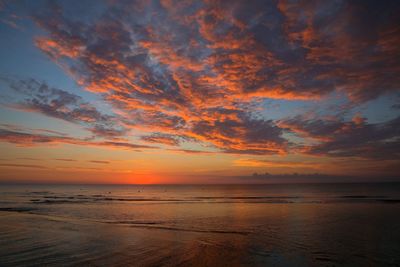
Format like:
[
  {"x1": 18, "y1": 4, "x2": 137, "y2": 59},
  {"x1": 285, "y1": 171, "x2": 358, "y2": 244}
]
[{"x1": 25, "y1": 0, "x2": 400, "y2": 157}]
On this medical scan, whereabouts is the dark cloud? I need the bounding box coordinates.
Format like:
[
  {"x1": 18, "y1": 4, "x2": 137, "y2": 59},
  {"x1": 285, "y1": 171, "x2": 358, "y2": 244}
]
[
  {"x1": 0, "y1": 163, "x2": 48, "y2": 169},
  {"x1": 0, "y1": 127, "x2": 157, "y2": 150},
  {"x1": 140, "y1": 133, "x2": 183, "y2": 146},
  {"x1": 54, "y1": 158, "x2": 77, "y2": 162},
  {"x1": 166, "y1": 148, "x2": 214, "y2": 154},
  {"x1": 280, "y1": 115, "x2": 400, "y2": 159},
  {"x1": 227, "y1": 172, "x2": 392, "y2": 183},
  {"x1": 276, "y1": 0, "x2": 400, "y2": 102},
  {"x1": 191, "y1": 112, "x2": 287, "y2": 154},
  {"x1": 0, "y1": 123, "x2": 68, "y2": 136},
  {"x1": 88, "y1": 160, "x2": 109, "y2": 164},
  {"x1": 3, "y1": 78, "x2": 127, "y2": 139}
]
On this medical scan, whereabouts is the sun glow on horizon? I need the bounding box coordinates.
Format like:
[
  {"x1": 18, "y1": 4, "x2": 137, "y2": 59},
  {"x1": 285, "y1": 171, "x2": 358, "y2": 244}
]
[{"x1": 0, "y1": 0, "x2": 399, "y2": 184}]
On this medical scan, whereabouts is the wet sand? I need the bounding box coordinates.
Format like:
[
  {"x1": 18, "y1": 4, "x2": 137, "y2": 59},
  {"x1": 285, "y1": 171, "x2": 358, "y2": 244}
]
[
  {"x1": 1, "y1": 184, "x2": 400, "y2": 266},
  {"x1": 0, "y1": 211, "x2": 260, "y2": 267}
]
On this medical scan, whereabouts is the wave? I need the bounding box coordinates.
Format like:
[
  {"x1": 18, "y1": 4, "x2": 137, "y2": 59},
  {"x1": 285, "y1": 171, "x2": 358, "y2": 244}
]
[
  {"x1": 19, "y1": 193, "x2": 400, "y2": 205},
  {"x1": 192, "y1": 196, "x2": 300, "y2": 199},
  {"x1": 0, "y1": 207, "x2": 36, "y2": 212},
  {"x1": 131, "y1": 225, "x2": 251, "y2": 235},
  {"x1": 96, "y1": 219, "x2": 249, "y2": 236},
  {"x1": 340, "y1": 195, "x2": 387, "y2": 199}
]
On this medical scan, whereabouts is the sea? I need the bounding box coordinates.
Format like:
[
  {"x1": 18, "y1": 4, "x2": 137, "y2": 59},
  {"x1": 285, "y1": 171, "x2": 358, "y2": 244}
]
[{"x1": 0, "y1": 183, "x2": 399, "y2": 266}]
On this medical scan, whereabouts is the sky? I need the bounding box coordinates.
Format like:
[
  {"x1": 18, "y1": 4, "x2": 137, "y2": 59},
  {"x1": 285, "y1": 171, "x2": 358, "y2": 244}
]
[{"x1": 0, "y1": 0, "x2": 399, "y2": 184}]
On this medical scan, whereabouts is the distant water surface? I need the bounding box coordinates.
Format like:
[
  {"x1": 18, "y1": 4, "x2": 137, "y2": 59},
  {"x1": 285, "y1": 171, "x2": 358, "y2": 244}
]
[{"x1": 0, "y1": 183, "x2": 400, "y2": 266}]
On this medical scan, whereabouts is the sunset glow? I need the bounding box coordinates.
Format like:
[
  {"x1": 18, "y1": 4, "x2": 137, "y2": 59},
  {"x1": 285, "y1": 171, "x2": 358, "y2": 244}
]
[{"x1": 0, "y1": 0, "x2": 399, "y2": 184}]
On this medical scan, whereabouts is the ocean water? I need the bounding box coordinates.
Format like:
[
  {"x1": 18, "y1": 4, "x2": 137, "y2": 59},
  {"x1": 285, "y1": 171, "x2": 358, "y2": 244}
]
[{"x1": 0, "y1": 183, "x2": 400, "y2": 266}]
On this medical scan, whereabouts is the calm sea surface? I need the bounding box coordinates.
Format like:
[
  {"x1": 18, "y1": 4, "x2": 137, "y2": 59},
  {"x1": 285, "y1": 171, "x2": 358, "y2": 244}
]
[{"x1": 0, "y1": 183, "x2": 400, "y2": 266}]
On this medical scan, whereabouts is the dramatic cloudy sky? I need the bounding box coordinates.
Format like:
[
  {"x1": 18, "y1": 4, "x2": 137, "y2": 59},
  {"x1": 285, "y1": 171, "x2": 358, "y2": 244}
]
[{"x1": 0, "y1": 0, "x2": 399, "y2": 183}]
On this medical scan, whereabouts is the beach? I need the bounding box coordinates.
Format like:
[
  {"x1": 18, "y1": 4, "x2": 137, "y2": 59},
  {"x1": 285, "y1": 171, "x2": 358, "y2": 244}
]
[{"x1": 1, "y1": 184, "x2": 400, "y2": 266}]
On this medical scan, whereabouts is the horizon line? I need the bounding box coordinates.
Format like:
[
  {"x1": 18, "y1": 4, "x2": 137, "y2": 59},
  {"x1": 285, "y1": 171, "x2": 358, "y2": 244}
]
[{"x1": 1, "y1": 181, "x2": 400, "y2": 186}]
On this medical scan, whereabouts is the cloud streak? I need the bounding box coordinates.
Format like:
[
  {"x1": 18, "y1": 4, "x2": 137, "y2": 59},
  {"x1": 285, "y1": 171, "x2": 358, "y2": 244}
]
[
  {"x1": 0, "y1": 126, "x2": 157, "y2": 151},
  {"x1": 0, "y1": 163, "x2": 48, "y2": 169}
]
